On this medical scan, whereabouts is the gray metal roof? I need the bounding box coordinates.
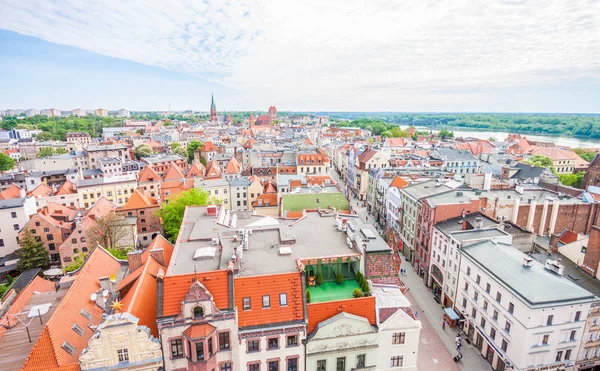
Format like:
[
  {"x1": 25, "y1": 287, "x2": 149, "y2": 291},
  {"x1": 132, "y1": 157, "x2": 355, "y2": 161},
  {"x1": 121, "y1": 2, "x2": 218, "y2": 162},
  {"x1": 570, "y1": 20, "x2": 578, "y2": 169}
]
[
  {"x1": 461, "y1": 241, "x2": 595, "y2": 308},
  {"x1": 0, "y1": 197, "x2": 27, "y2": 209}
]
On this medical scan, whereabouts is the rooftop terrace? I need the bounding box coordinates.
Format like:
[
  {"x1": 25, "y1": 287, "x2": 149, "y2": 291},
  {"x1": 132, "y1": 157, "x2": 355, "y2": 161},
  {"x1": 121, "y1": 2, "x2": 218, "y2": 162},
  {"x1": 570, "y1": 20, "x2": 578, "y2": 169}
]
[{"x1": 169, "y1": 207, "x2": 363, "y2": 277}]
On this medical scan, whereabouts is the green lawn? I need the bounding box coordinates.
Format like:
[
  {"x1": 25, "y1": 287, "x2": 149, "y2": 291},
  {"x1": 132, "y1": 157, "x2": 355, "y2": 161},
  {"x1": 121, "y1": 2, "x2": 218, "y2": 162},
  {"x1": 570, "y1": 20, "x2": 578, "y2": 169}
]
[
  {"x1": 308, "y1": 280, "x2": 361, "y2": 303},
  {"x1": 283, "y1": 192, "x2": 349, "y2": 212}
]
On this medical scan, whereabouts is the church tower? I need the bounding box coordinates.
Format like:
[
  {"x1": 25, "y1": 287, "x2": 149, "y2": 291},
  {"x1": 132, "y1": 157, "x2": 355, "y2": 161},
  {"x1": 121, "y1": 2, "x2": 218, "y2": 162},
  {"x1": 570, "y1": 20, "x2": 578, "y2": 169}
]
[
  {"x1": 249, "y1": 113, "x2": 255, "y2": 127},
  {"x1": 210, "y1": 94, "x2": 217, "y2": 122}
]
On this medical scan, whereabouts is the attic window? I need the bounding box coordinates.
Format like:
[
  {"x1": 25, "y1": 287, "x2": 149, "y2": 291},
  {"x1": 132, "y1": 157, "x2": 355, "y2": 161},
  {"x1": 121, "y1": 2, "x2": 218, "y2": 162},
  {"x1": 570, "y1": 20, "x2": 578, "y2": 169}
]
[
  {"x1": 80, "y1": 308, "x2": 92, "y2": 320},
  {"x1": 72, "y1": 323, "x2": 85, "y2": 336},
  {"x1": 62, "y1": 341, "x2": 76, "y2": 355}
]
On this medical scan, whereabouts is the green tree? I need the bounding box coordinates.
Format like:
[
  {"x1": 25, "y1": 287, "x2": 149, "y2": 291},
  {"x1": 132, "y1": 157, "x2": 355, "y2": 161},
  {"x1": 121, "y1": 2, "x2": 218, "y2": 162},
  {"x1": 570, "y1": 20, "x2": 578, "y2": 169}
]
[
  {"x1": 390, "y1": 127, "x2": 410, "y2": 138},
  {"x1": 573, "y1": 148, "x2": 598, "y2": 162},
  {"x1": 525, "y1": 155, "x2": 554, "y2": 169},
  {"x1": 134, "y1": 144, "x2": 154, "y2": 159},
  {"x1": 187, "y1": 140, "x2": 203, "y2": 162},
  {"x1": 488, "y1": 136, "x2": 497, "y2": 142},
  {"x1": 172, "y1": 146, "x2": 188, "y2": 158},
  {"x1": 55, "y1": 148, "x2": 68, "y2": 155},
  {"x1": 0, "y1": 153, "x2": 16, "y2": 172},
  {"x1": 37, "y1": 147, "x2": 55, "y2": 158},
  {"x1": 380, "y1": 130, "x2": 393, "y2": 138},
  {"x1": 199, "y1": 156, "x2": 207, "y2": 166},
  {"x1": 156, "y1": 188, "x2": 212, "y2": 242},
  {"x1": 107, "y1": 247, "x2": 132, "y2": 260},
  {"x1": 559, "y1": 171, "x2": 586, "y2": 188},
  {"x1": 16, "y1": 230, "x2": 50, "y2": 271},
  {"x1": 437, "y1": 129, "x2": 454, "y2": 139}
]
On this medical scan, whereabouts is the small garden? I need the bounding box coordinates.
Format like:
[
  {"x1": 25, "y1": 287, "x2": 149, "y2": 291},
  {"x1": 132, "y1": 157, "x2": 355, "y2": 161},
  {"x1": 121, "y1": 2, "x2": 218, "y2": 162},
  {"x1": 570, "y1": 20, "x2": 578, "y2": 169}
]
[{"x1": 305, "y1": 258, "x2": 370, "y2": 303}]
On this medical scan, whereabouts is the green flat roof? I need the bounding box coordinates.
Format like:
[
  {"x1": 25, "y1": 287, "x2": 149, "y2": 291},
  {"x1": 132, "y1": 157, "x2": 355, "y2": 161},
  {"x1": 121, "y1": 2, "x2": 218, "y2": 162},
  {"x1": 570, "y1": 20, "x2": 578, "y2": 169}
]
[
  {"x1": 308, "y1": 280, "x2": 361, "y2": 303},
  {"x1": 283, "y1": 193, "x2": 349, "y2": 212}
]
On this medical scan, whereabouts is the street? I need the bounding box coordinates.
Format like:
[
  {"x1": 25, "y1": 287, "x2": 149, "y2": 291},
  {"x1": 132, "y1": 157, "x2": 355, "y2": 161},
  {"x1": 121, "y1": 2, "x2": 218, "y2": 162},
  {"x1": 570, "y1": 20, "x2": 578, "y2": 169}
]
[{"x1": 330, "y1": 168, "x2": 491, "y2": 371}]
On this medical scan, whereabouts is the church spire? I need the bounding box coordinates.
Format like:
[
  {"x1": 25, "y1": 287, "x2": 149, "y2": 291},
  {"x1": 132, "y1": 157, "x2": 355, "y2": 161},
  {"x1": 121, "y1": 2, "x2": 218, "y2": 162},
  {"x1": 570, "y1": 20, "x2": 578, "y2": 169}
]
[{"x1": 210, "y1": 93, "x2": 217, "y2": 122}]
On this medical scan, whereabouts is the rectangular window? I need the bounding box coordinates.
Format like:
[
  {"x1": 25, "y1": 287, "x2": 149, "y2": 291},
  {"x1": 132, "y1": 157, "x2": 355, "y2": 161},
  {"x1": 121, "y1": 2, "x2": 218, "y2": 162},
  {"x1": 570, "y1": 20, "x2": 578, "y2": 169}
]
[
  {"x1": 287, "y1": 358, "x2": 298, "y2": 371},
  {"x1": 390, "y1": 356, "x2": 404, "y2": 367},
  {"x1": 267, "y1": 337, "x2": 279, "y2": 350},
  {"x1": 195, "y1": 341, "x2": 205, "y2": 360},
  {"x1": 570, "y1": 330, "x2": 576, "y2": 341},
  {"x1": 280, "y1": 293, "x2": 288, "y2": 306},
  {"x1": 501, "y1": 339, "x2": 508, "y2": 352},
  {"x1": 490, "y1": 327, "x2": 496, "y2": 340},
  {"x1": 473, "y1": 291, "x2": 478, "y2": 301},
  {"x1": 556, "y1": 350, "x2": 563, "y2": 362},
  {"x1": 575, "y1": 311, "x2": 581, "y2": 322},
  {"x1": 287, "y1": 334, "x2": 298, "y2": 347},
  {"x1": 466, "y1": 266, "x2": 471, "y2": 276},
  {"x1": 392, "y1": 332, "x2": 406, "y2": 344},
  {"x1": 0, "y1": 239, "x2": 5, "y2": 247},
  {"x1": 542, "y1": 334, "x2": 549, "y2": 345},
  {"x1": 243, "y1": 297, "x2": 251, "y2": 310},
  {"x1": 508, "y1": 302, "x2": 514, "y2": 315},
  {"x1": 46, "y1": 234, "x2": 54, "y2": 241},
  {"x1": 220, "y1": 363, "x2": 232, "y2": 371},
  {"x1": 336, "y1": 357, "x2": 346, "y2": 371},
  {"x1": 505, "y1": 321, "x2": 511, "y2": 333},
  {"x1": 496, "y1": 292, "x2": 502, "y2": 303},
  {"x1": 317, "y1": 360, "x2": 326, "y2": 371},
  {"x1": 357, "y1": 354, "x2": 366, "y2": 368},
  {"x1": 486, "y1": 283, "x2": 491, "y2": 293},
  {"x1": 170, "y1": 339, "x2": 183, "y2": 358},
  {"x1": 565, "y1": 349, "x2": 572, "y2": 360},
  {"x1": 262, "y1": 295, "x2": 270, "y2": 308},
  {"x1": 483, "y1": 301, "x2": 488, "y2": 311},
  {"x1": 462, "y1": 298, "x2": 467, "y2": 308},
  {"x1": 472, "y1": 308, "x2": 477, "y2": 319},
  {"x1": 249, "y1": 364, "x2": 260, "y2": 371},
  {"x1": 117, "y1": 348, "x2": 129, "y2": 362},
  {"x1": 247, "y1": 339, "x2": 259, "y2": 353},
  {"x1": 476, "y1": 274, "x2": 481, "y2": 284},
  {"x1": 268, "y1": 360, "x2": 279, "y2": 371},
  {"x1": 72, "y1": 323, "x2": 84, "y2": 336},
  {"x1": 481, "y1": 318, "x2": 486, "y2": 329},
  {"x1": 11, "y1": 212, "x2": 17, "y2": 218},
  {"x1": 464, "y1": 282, "x2": 469, "y2": 291},
  {"x1": 547, "y1": 315, "x2": 554, "y2": 326},
  {"x1": 219, "y1": 331, "x2": 230, "y2": 350},
  {"x1": 13, "y1": 224, "x2": 19, "y2": 231},
  {"x1": 493, "y1": 310, "x2": 498, "y2": 321},
  {"x1": 208, "y1": 338, "x2": 213, "y2": 356},
  {"x1": 43, "y1": 227, "x2": 50, "y2": 233}
]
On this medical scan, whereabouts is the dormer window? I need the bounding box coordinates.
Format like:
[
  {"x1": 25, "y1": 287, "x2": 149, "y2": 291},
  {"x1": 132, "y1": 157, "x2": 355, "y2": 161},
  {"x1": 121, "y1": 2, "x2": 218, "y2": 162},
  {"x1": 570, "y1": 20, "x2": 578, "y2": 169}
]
[{"x1": 193, "y1": 306, "x2": 204, "y2": 319}]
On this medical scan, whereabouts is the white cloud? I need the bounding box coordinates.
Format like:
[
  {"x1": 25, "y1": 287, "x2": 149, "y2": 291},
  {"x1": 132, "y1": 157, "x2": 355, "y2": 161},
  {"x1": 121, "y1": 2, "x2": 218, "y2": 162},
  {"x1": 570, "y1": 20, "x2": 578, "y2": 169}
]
[{"x1": 0, "y1": 0, "x2": 599, "y2": 111}]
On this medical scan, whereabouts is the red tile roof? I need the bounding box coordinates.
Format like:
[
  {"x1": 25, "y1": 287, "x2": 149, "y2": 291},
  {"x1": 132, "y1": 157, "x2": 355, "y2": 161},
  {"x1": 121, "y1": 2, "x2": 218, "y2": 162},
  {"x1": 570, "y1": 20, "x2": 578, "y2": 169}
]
[
  {"x1": 163, "y1": 163, "x2": 186, "y2": 181},
  {"x1": 186, "y1": 161, "x2": 206, "y2": 179},
  {"x1": 200, "y1": 141, "x2": 218, "y2": 152},
  {"x1": 162, "y1": 271, "x2": 230, "y2": 317},
  {"x1": 224, "y1": 157, "x2": 241, "y2": 174},
  {"x1": 0, "y1": 184, "x2": 22, "y2": 200},
  {"x1": 204, "y1": 161, "x2": 222, "y2": 179},
  {"x1": 306, "y1": 296, "x2": 377, "y2": 333},
  {"x1": 21, "y1": 246, "x2": 123, "y2": 370},
  {"x1": 117, "y1": 189, "x2": 158, "y2": 211},
  {"x1": 235, "y1": 272, "x2": 303, "y2": 328},
  {"x1": 55, "y1": 180, "x2": 76, "y2": 195},
  {"x1": 28, "y1": 183, "x2": 53, "y2": 198},
  {"x1": 138, "y1": 166, "x2": 162, "y2": 183},
  {"x1": 252, "y1": 193, "x2": 278, "y2": 207},
  {"x1": 183, "y1": 323, "x2": 216, "y2": 339},
  {"x1": 386, "y1": 138, "x2": 405, "y2": 147},
  {"x1": 84, "y1": 197, "x2": 116, "y2": 219}
]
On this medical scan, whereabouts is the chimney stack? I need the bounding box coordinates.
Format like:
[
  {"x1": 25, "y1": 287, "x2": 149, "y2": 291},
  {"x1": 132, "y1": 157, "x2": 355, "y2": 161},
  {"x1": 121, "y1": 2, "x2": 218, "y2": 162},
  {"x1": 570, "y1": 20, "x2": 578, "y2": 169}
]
[
  {"x1": 127, "y1": 250, "x2": 143, "y2": 272},
  {"x1": 582, "y1": 225, "x2": 600, "y2": 277}
]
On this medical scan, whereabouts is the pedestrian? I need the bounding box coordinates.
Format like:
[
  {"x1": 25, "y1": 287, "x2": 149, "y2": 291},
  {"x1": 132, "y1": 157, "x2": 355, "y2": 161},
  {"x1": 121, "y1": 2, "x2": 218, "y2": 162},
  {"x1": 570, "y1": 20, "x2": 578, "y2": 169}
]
[
  {"x1": 414, "y1": 311, "x2": 418, "y2": 319},
  {"x1": 442, "y1": 320, "x2": 446, "y2": 330}
]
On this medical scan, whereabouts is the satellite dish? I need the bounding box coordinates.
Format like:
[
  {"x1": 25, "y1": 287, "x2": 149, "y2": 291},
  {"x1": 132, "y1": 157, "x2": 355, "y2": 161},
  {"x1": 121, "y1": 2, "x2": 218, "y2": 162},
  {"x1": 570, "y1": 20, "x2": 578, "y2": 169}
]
[
  {"x1": 102, "y1": 289, "x2": 109, "y2": 297},
  {"x1": 90, "y1": 293, "x2": 98, "y2": 301}
]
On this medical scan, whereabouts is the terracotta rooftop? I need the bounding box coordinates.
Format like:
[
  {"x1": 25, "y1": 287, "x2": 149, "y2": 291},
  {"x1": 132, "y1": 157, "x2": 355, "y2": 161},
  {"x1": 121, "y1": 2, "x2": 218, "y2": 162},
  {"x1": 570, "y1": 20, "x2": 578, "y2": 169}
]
[
  {"x1": 138, "y1": 165, "x2": 162, "y2": 183},
  {"x1": 117, "y1": 189, "x2": 158, "y2": 211},
  {"x1": 16, "y1": 246, "x2": 123, "y2": 371},
  {"x1": 224, "y1": 157, "x2": 241, "y2": 174},
  {"x1": 0, "y1": 184, "x2": 23, "y2": 200},
  {"x1": 204, "y1": 161, "x2": 222, "y2": 179},
  {"x1": 28, "y1": 183, "x2": 53, "y2": 198},
  {"x1": 200, "y1": 141, "x2": 218, "y2": 152},
  {"x1": 186, "y1": 161, "x2": 206, "y2": 179},
  {"x1": 183, "y1": 323, "x2": 216, "y2": 339},
  {"x1": 55, "y1": 180, "x2": 77, "y2": 196},
  {"x1": 306, "y1": 296, "x2": 377, "y2": 333},
  {"x1": 84, "y1": 196, "x2": 116, "y2": 219},
  {"x1": 162, "y1": 271, "x2": 230, "y2": 317},
  {"x1": 390, "y1": 175, "x2": 409, "y2": 189},
  {"x1": 163, "y1": 163, "x2": 186, "y2": 181}
]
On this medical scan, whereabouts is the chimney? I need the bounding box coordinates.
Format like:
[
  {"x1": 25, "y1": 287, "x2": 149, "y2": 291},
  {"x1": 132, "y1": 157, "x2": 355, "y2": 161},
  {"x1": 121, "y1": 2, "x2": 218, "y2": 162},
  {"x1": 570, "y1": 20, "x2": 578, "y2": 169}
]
[
  {"x1": 548, "y1": 234, "x2": 560, "y2": 253},
  {"x1": 582, "y1": 225, "x2": 600, "y2": 277},
  {"x1": 150, "y1": 248, "x2": 164, "y2": 265},
  {"x1": 462, "y1": 219, "x2": 468, "y2": 230},
  {"x1": 128, "y1": 250, "x2": 143, "y2": 272},
  {"x1": 19, "y1": 187, "x2": 26, "y2": 198}
]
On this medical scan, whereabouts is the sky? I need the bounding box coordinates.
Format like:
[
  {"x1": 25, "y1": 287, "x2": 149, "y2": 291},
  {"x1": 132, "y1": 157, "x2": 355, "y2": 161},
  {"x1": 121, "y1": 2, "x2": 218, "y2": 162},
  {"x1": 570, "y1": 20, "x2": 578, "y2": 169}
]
[{"x1": 0, "y1": 0, "x2": 599, "y2": 113}]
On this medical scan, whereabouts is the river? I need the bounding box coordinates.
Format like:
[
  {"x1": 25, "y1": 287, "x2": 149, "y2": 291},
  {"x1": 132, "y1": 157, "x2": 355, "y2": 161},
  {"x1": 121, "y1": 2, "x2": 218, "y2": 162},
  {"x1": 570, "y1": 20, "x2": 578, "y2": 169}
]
[{"x1": 408, "y1": 127, "x2": 600, "y2": 149}]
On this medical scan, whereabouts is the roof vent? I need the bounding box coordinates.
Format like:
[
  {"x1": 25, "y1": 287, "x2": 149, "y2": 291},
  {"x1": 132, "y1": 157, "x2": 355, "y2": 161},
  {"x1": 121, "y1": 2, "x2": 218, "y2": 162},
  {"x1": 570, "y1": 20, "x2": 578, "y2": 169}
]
[
  {"x1": 279, "y1": 246, "x2": 292, "y2": 255},
  {"x1": 522, "y1": 256, "x2": 533, "y2": 268},
  {"x1": 193, "y1": 247, "x2": 217, "y2": 260},
  {"x1": 544, "y1": 259, "x2": 565, "y2": 275}
]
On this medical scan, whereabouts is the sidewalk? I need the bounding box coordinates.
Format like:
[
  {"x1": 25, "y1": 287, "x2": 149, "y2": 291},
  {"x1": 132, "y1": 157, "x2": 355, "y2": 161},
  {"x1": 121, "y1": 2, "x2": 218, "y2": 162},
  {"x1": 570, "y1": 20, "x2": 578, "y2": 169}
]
[
  {"x1": 331, "y1": 168, "x2": 491, "y2": 370},
  {"x1": 400, "y1": 257, "x2": 492, "y2": 371}
]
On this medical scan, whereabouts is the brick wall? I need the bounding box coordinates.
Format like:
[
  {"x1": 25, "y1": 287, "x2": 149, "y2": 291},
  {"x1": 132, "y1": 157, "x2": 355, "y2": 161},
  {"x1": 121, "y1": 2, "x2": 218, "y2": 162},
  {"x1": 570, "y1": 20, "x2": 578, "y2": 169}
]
[{"x1": 582, "y1": 226, "x2": 600, "y2": 277}]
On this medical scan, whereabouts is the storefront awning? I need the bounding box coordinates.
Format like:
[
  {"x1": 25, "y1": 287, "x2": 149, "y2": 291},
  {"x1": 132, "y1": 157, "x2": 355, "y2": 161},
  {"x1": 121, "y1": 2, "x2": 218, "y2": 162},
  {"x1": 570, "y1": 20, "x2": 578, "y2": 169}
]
[{"x1": 444, "y1": 307, "x2": 459, "y2": 321}]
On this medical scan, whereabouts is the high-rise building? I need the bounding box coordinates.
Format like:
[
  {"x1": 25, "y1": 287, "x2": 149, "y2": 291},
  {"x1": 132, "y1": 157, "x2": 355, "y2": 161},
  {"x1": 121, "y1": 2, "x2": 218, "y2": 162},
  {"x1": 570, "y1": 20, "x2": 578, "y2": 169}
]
[
  {"x1": 95, "y1": 108, "x2": 108, "y2": 117},
  {"x1": 117, "y1": 109, "x2": 130, "y2": 117},
  {"x1": 72, "y1": 108, "x2": 86, "y2": 117},
  {"x1": 25, "y1": 109, "x2": 39, "y2": 117},
  {"x1": 40, "y1": 108, "x2": 61, "y2": 117},
  {"x1": 210, "y1": 94, "x2": 217, "y2": 122}
]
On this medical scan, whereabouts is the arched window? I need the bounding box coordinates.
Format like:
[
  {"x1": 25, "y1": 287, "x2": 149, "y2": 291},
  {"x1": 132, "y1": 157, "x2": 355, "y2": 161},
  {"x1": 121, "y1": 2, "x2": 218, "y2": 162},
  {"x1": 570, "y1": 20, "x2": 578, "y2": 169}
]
[
  {"x1": 73, "y1": 248, "x2": 79, "y2": 254},
  {"x1": 193, "y1": 306, "x2": 204, "y2": 319},
  {"x1": 82, "y1": 247, "x2": 88, "y2": 253}
]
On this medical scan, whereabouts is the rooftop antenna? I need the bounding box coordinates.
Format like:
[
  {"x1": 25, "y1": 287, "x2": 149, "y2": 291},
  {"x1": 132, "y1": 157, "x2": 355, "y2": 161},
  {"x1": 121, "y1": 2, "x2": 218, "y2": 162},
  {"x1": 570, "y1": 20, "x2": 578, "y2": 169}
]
[{"x1": 193, "y1": 262, "x2": 198, "y2": 282}]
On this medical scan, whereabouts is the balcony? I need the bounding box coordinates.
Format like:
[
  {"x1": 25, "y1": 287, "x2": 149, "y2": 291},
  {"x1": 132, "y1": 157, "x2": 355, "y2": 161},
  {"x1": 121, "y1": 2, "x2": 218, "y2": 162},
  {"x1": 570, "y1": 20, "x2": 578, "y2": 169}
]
[{"x1": 307, "y1": 279, "x2": 362, "y2": 303}]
